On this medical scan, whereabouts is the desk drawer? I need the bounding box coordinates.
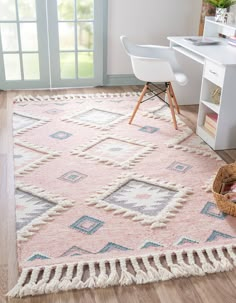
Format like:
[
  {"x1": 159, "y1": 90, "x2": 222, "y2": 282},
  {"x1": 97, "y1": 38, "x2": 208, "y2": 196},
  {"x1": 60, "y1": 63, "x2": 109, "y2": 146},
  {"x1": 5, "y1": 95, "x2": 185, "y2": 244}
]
[{"x1": 204, "y1": 60, "x2": 225, "y2": 87}]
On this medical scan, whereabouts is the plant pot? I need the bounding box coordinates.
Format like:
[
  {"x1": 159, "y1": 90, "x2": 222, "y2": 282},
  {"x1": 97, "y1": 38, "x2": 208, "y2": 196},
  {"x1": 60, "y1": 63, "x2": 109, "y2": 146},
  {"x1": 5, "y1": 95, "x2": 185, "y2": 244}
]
[{"x1": 215, "y1": 7, "x2": 228, "y2": 22}]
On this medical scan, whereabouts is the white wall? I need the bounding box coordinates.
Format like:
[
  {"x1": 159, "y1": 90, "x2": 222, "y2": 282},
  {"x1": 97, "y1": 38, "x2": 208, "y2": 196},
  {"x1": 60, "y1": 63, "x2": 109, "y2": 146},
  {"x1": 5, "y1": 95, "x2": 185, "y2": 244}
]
[
  {"x1": 107, "y1": 0, "x2": 202, "y2": 75},
  {"x1": 230, "y1": 4, "x2": 236, "y2": 18}
]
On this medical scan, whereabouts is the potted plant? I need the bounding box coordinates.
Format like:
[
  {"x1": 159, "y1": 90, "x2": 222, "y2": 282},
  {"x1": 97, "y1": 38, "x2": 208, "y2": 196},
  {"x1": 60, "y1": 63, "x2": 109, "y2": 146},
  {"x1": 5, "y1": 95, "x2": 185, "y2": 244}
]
[{"x1": 204, "y1": 0, "x2": 236, "y2": 22}]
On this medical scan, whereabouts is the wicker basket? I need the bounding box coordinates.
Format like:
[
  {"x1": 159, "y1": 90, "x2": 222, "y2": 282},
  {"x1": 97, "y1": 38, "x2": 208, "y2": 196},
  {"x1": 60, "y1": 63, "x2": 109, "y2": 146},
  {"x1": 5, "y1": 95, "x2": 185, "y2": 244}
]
[{"x1": 212, "y1": 162, "x2": 236, "y2": 216}]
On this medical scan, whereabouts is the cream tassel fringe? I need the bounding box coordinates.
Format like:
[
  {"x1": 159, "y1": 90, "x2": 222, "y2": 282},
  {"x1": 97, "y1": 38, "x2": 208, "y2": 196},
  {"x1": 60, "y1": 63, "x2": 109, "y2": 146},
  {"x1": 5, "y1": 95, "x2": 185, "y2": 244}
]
[
  {"x1": 119, "y1": 259, "x2": 134, "y2": 286},
  {"x1": 7, "y1": 245, "x2": 236, "y2": 298},
  {"x1": 13, "y1": 92, "x2": 141, "y2": 104},
  {"x1": 106, "y1": 260, "x2": 120, "y2": 286}
]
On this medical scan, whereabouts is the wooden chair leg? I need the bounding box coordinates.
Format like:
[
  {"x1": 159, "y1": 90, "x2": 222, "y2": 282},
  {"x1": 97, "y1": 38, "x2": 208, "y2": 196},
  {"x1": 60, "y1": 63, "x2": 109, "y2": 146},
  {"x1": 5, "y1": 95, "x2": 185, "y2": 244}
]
[
  {"x1": 166, "y1": 86, "x2": 178, "y2": 130},
  {"x1": 169, "y1": 83, "x2": 180, "y2": 114},
  {"x1": 129, "y1": 83, "x2": 148, "y2": 124}
]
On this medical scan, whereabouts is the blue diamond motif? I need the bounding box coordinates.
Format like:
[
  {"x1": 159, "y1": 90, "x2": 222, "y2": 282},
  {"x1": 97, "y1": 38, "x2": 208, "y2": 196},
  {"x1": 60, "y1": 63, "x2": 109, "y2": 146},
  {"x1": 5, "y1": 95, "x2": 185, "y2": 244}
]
[
  {"x1": 58, "y1": 171, "x2": 87, "y2": 183},
  {"x1": 177, "y1": 237, "x2": 198, "y2": 245},
  {"x1": 70, "y1": 215, "x2": 104, "y2": 235},
  {"x1": 60, "y1": 246, "x2": 92, "y2": 257},
  {"x1": 167, "y1": 161, "x2": 192, "y2": 173},
  {"x1": 206, "y1": 230, "x2": 235, "y2": 242},
  {"x1": 139, "y1": 126, "x2": 159, "y2": 134},
  {"x1": 50, "y1": 131, "x2": 72, "y2": 140},
  {"x1": 28, "y1": 253, "x2": 50, "y2": 261},
  {"x1": 201, "y1": 202, "x2": 227, "y2": 220},
  {"x1": 141, "y1": 241, "x2": 163, "y2": 249},
  {"x1": 99, "y1": 242, "x2": 130, "y2": 253}
]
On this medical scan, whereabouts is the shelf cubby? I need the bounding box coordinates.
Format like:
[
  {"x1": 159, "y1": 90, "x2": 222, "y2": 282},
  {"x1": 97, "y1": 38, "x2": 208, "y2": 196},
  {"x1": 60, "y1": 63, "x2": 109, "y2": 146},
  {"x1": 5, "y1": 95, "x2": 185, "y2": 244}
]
[{"x1": 200, "y1": 78, "x2": 221, "y2": 114}]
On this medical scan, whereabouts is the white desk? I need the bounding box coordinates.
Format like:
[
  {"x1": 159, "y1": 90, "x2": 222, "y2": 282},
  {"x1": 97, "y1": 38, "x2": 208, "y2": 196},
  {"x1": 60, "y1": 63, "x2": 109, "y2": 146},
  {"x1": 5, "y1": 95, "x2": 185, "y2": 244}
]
[
  {"x1": 167, "y1": 18, "x2": 236, "y2": 151},
  {"x1": 169, "y1": 36, "x2": 236, "y2": 65}
]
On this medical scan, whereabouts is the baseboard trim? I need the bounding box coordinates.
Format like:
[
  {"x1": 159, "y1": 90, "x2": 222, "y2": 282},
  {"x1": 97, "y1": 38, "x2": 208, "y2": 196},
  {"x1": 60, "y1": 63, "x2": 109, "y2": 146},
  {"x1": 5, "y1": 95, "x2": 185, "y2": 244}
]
[{"x1": 105, "y1": 74, "x2": 144, "y2": 86}]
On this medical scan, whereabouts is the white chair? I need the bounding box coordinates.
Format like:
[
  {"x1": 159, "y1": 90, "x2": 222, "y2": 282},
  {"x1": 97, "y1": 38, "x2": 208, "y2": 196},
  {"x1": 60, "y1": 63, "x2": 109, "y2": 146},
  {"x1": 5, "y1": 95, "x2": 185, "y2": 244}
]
[{"x1": 120, "y1": 36, "x2": 188, "y2": 130}]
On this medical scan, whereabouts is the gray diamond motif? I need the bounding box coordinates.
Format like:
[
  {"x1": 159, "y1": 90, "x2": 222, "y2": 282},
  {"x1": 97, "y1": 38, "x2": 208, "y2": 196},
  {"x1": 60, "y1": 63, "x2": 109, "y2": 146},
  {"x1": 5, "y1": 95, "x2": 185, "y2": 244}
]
[
  {"x1": 103, "y1": 179, "x2": 177, "y2": 216},
  {"x1": 72, "y1": 109, "x2": 123, "y2": 125},
  {"x1": 16, "y1": 190, "x2": 55, "y2": 230}
]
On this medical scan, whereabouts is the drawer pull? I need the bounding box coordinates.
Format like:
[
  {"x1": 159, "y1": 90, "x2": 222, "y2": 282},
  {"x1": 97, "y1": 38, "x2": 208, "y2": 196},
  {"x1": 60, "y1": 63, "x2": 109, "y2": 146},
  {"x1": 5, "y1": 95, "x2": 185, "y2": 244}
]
[
  {"x1": 204, "y1": 61, "x2": 224, "y2": 86},
  {"x1": 209, "y1": 69, "x2": 217, "y2": 75}
]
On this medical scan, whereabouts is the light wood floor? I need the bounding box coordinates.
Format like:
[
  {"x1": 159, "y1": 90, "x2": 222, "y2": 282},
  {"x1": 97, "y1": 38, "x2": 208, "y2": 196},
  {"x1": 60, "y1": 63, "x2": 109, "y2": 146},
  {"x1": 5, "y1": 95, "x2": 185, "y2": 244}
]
[{"x1": 1, "y1": 86, "x2": 236, "y2": 303}]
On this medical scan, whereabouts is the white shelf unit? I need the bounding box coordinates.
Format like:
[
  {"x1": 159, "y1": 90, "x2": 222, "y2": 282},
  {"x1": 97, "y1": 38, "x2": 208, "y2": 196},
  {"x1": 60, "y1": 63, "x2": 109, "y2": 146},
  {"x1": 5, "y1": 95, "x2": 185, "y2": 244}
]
[
  {"x1": 195, "y1": 18, "x2": 236, "y2": 150},
  {"x1": 204, "y1": 16, "x2": 236, "y2": 37},
  {"x1": 169, "y1": 18, "x2": 236, "y2": 150},
  {"x1": 197, "y1": 59, "x2": 236, "y2": 150}
]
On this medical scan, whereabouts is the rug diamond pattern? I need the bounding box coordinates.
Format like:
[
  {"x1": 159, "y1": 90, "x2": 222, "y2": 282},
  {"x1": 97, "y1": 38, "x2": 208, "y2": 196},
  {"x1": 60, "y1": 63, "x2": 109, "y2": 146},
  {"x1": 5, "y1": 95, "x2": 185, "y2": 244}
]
[
  {"x1": 72, "y1": 135, "x2": 157, "y2": 168},
  {"x1": 14, "y1": 144, "x2": 45, "y2": 171},
  {"x1": 9, "y1": 92, "x2": 236, "y2": 298},
  {"x1": 13, "y1": 113, "x2": 40, "y2": 132},
  {"x1": 16, "y1": 189, "x2": 56, "y2": 231}
]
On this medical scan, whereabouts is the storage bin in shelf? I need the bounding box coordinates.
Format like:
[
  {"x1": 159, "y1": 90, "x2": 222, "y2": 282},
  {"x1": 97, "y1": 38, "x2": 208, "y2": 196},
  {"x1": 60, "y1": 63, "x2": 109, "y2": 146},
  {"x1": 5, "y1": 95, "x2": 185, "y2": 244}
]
[
  {"x1": 201, "y1": 79, "x2": 221, "y2": 109},
  {"x1": 197, "y1": 104, "x2": 218, "y2": 139},
  {"x1": 203, "y1": 112, "x2": 218, "y2": 137}
]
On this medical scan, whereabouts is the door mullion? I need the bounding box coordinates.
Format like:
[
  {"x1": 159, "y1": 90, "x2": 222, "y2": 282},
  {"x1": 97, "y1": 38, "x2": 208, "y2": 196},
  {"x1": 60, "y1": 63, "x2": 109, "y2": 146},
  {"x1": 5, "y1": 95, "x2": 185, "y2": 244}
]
[
  {"x1": 47, "y1": 0, "x2": 61, "y2": 88},
  {"x1": 94, "y1": 0, "x2": 107, "y2": 86},
  {"x1": 74, "y1": 0, "x2": 78, "y2": 80},
  {"x1": 0, "y1": 26, "x2": 6, "y2": 86},
  {"x1": 36, "y1": 0, "x2": 51, "y2": 88},
  {"x1": 15, "y1": 0, "x2": 24, "y2": 81}
]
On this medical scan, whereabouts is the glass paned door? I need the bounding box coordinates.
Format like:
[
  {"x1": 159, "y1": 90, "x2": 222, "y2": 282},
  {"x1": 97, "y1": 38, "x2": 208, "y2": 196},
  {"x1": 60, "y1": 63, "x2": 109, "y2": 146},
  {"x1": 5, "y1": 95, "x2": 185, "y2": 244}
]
[
  {"x1": 48, "y1": 0, "x2": 105, "y2": 88},
  {"x1": 0, "y1": 0, "x2": 50, "y2": 89},
  {"x1": 0, "y1": 0, "x2": 105, "y2": 90}
]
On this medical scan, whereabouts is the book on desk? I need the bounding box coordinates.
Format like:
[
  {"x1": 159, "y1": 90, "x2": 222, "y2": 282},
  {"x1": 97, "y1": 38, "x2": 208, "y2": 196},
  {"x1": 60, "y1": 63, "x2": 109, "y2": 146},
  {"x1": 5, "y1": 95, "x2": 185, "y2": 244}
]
[{"x1": 184, "y1": 37, "x2": 220, "y2": 46}]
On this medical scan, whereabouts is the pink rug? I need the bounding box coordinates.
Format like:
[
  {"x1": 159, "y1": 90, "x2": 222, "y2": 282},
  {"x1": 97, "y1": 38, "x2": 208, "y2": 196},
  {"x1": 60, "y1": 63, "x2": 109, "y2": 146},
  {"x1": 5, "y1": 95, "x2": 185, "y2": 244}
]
[{"x1": 9, "y1": 92, "x2": 236, "y2": 297}]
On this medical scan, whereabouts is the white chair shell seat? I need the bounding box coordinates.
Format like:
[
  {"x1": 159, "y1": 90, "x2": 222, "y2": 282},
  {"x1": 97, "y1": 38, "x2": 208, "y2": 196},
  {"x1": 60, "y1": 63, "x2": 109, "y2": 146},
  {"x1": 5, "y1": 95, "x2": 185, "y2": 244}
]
[
  {"x1": 174, "y1": 72, "x2": 188, "y2": 86},
  {"x1": 120, "y1": 36, "x2": 188, "y2": 130}
]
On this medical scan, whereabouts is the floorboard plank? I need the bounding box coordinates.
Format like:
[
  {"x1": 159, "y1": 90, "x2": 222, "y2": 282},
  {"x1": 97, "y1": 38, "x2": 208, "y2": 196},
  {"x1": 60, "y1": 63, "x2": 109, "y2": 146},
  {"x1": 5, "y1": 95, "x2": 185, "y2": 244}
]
[{"x1": 191, "y1": 273, "x2": 236, "y2": 303}]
